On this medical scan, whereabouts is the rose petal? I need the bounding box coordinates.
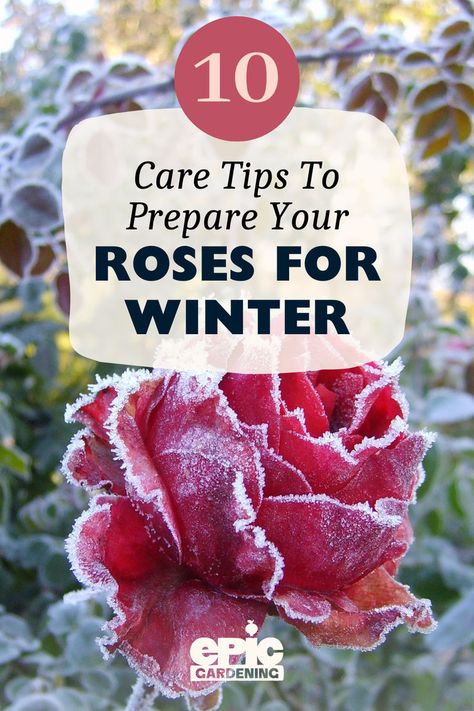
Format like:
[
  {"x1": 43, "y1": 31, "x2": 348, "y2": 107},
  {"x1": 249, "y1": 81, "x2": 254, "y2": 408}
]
[
  {"x1": 278, "y1": 430, "x2": 357, "y2": 493},
  {"x1": 348, "y1": 361, "x2": 407, "y2": 438},
  {"x1": 242, "y1": 424, "x2": 311, "y2": 496},
  {"x1": 110, "y1": 374, "x2": 183, "y2": 559},
  {"x1": 355, "y1": 384, "x2": 404, "y2": 439},
  {"x1": 109, "y1": 372, "x2": 281, "y2": 596},
  {"x1": 384, "y1": 513, "x2": 414, "y2": 575},
  {"x1": 67, "y1": 496, "x2": 268, "y2": 697},
  {"x1": 337, "y1": 432, "x2": 432, "y2": 505},
  {"x1": 314, "y1": 383, "x2": 336, "y2": 419},
  {"x1": 64, "y1": 379, "x2": 135, "y2": 495},
  {"x1": 62, "y1": 428, "x2": 126, "y2": 495},
  {"x1": 274, "y1": 589, "x2": 331, "y2": 623},
  {"x1": 68, "y1": 384, "x2": 118, "y2": 439},
  {"x1": 257, "y1": 495, "x2": 407, "y2": 592},
  {"x1": 220, "y1": 374, "x2": 281, "y2": 450},
  {"x1": 261, "y1": 448, "x2": 312, "y2": 497},
  {"x1": 282, "y1": 566, "x2": 436, "y2": 650},
  {"x1": 279, "y1": 373, "x2": 329, "y2": 438},
  {"x1": 313, "y1": 369, "x2": 365, "y2": 430}
]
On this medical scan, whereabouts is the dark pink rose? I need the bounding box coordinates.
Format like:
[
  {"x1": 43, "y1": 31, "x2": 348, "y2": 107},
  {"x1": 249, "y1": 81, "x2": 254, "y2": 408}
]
[{"x1": 63, "y1": 362, "x2": 436, "y2": 704}]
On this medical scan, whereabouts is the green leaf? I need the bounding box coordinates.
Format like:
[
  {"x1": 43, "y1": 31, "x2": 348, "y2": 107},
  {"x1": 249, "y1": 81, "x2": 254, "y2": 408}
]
[
  {"x1": 4, "y1": 676, "x2": 49, "y2": 704},
  {"x1": 47, "y1": 600, "x2": 83, "y2": 635},
  {"x1": 0, "y1": 613, "x2": 38, "y2": 656},
  {"x1": 423, "y1": 388, "x2": 474, "y2": 424},
  {"x1": 0, "y1": 444, "x2": 30, "y2": 478},
  {"x1": 0, "y1": 641, "x2": 21, "y2": 665},
  {"x1": 18, "y1": 278, "x2": 46, "y2": 314},
  {"x1": 64, "y1": 618, "x2": 104, "y2": 670},
  {"x1": 5, "y1": 694, "x2": 64, "y2": 711},
  {"x1": 40, "y1": 552, "x2": 73, "y2": 590},
  {"x1": 80, "y1": 669, "x2": 118, "y2": 696},
  {"x1": 440, "y1": 552, "x2": 474, "y2": 593},
  {"x1": 428, "y1": 589, "x2": 474, "y2": 652}
]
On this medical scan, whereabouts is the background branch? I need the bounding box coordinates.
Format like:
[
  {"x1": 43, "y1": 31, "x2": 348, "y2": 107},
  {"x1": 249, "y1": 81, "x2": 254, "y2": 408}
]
[{"x1": 55, "y1": 41, "x2": 426, "y2": 131}]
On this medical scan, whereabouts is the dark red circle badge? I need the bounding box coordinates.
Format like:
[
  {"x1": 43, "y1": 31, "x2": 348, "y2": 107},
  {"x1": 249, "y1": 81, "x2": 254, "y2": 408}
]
[{"x1": 175, "y1": 17, "x2": 300, "y2": 142}]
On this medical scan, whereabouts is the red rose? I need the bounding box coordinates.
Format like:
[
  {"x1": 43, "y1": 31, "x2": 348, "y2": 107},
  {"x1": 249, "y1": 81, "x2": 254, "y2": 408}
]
[{"x1": 63, "y1": 361, "x2": 436, "y2": 704}]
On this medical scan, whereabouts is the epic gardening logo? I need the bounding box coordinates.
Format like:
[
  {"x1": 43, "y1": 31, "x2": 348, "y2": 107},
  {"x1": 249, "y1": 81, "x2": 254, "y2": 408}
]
[{"x1": 190, "y1": 620, "x2": 284, "y2": 682}]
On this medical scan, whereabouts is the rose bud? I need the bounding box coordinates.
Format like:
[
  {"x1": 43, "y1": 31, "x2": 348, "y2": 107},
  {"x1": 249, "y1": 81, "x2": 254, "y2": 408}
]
[{"x1": 63, "y1": 361, "x2": 436, "y2": 705}]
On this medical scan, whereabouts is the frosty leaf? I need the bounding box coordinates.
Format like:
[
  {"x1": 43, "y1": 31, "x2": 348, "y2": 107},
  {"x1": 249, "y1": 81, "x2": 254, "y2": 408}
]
[
  {"x1": 412, "y1": 81, "x2": 448, "y2": 111},
  {"x1": 422, "y1": 133, "x2": 451, "y2": 159},
  {"x1": 8, "y1": 183, "x2": 61, "y2": 231},
  {"x1": 400, "y1": 50, "x2": 435, "y2": 68},
  {"x1": 443, "y1": 41, "x2": 465, "y2": 63},
  {"x1": 4, "y1": 694, "x2": 64, "y2": 711},
  {"x1": 454, "y1": 82, "x2": 474, "y2": 110},
  {"x1": 107, "y1": 59, "x2": 153, "y2": 79},
  {"x1": 443, "y1": 62, "x2": 464, "y2": 78},
  {"x1": 40, "y1": 551, "x2": 74, "y2": 589},
  {"x1": 328, "y1": 21, "x2": 364, "y2": 44},
  {"x1": 415, "y1": 106, "x2": 449, "y2": 139},
  {"x1": 438, "y1": 19, "x2": 472, "y2": 42},
  {"x1": 345, "y1": 75, "x2": 373, "y2": 110},
  {"x1": 427, "y1": 589, "x2": 474, "y2": 652},
  {"x1": 0, "y1": 643, "x2": 21, "y2": 665},
  {"x1": 373, "y1": 72, "x2": 399, "y2": 102},
  {"x1": 366, "y1": 93, "x2": 388, "y2": 121},
  {"x1": 64, "y1": 618, "x2": 104, "y2": 670},
  {"x1": 0, "y1": 220, "x2": 33, "y2": 277},
  {"x1": 439, "y1": 552, "x2": 474, "y2": 592},
  {"x1": 55, "y1": 270, "x2": 70, "y2": 315},
  {"x1": 61, "y1": 65, "x2": 94, "y2": 94},
  {"x1": 450, "y1": 107, "x2": 471, "y2": 142},
  {"x1": 423, "y1": 388, "x2": 474, "y2": 424},
  {"x1": 30, "y1": 244, "x2": 55, "y2": 276},
  {"x1": 16, "y1": 131, "x2": 55, "y2": 174},
  {"x1": 0, "y1": 614, "x2": 38, "y2": 654}
]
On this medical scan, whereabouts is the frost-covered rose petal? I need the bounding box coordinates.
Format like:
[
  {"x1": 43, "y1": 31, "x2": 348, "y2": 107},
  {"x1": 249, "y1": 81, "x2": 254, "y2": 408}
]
[
  {"x1": 280, "y1": 566, "x2": 436, "y2": 650},
  {"x1": 336, "y1": 432, "x2": 432, "y2": 506},
  {"x1": 67, "y1": 496, "x2": 267, "y2": 697},
  {"x1": 107, "y1": 371, "x2": 281, "y2": 596},
  {"x1": 63, "y1": 381, "x2": 126, "y2": 495},
  {"x1": 256, "y1": 495, "x2": 407, "y2": 592},
  {"x1": 62, "y1": 429, "x2": 126, "y2": 495},
  {"x1": 64, "y1": 360, "x2": 436, "y2": 705}
]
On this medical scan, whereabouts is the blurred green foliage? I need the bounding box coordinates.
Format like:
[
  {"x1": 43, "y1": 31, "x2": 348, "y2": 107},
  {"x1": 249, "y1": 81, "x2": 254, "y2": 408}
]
[{"x1": 0, "y1": 0, "x2": 473, "y2": 709}]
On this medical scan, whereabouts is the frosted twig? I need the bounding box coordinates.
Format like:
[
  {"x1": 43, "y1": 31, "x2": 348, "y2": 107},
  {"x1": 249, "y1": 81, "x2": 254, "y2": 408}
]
[{"x1": 125, "y1": 677, "x2": 159, "y2": 711}]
